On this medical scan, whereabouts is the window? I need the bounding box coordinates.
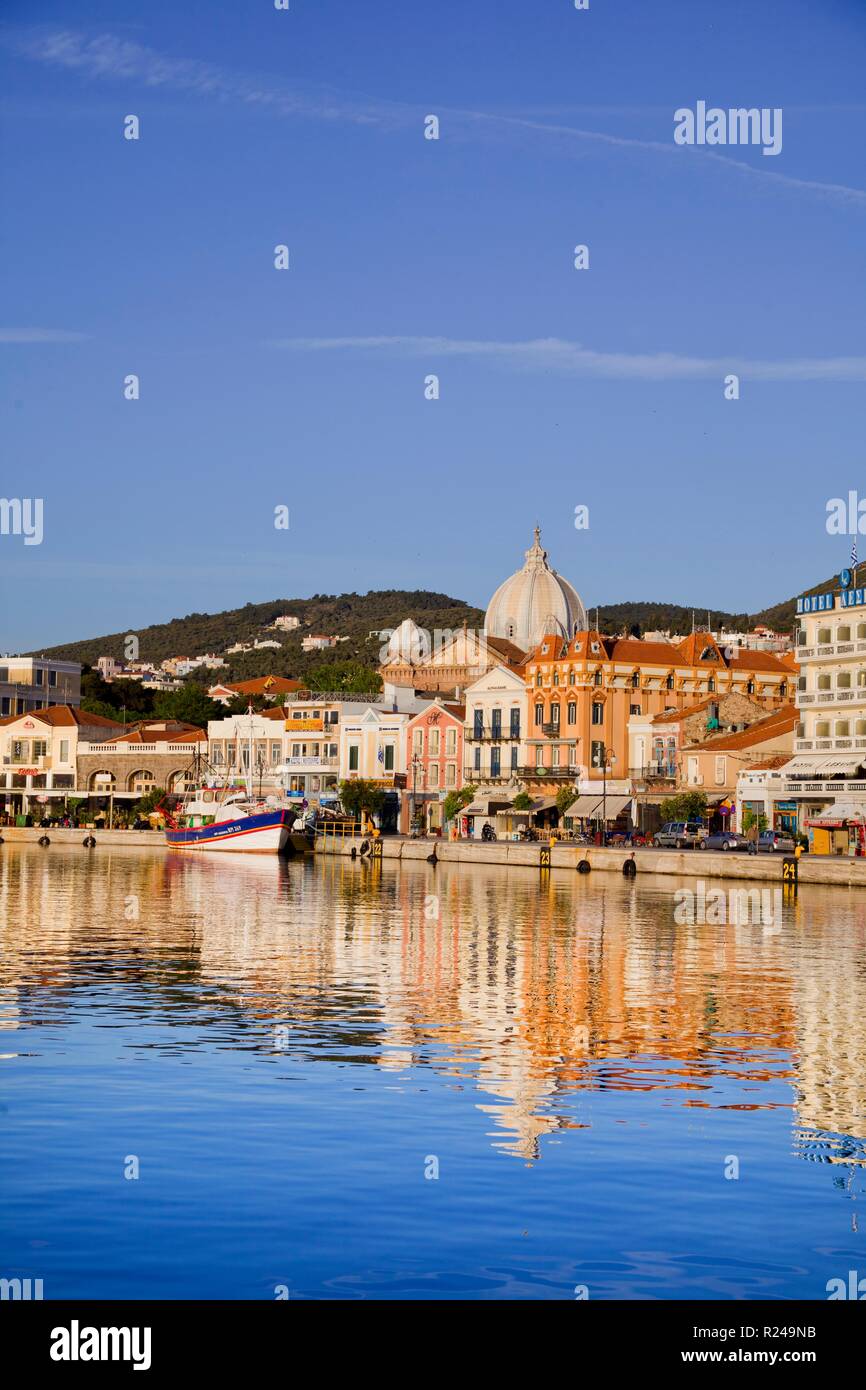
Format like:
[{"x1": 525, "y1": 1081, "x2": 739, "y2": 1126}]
[
  {"x1": 568, "y1": 669, "x2": 576, "y2": 685},
  {"x1": 445, "y1": 728, "x2": 457, "y2": 755},
  {"x1": 837, "y1": 673, "x2": 851, "y2": 689},
  {"x1": 474, "y1": 747, "x2": 481, "y2": 772},
  {"x1": 349, "y1": 744, "x2": 359, "y2": 771},
  {"x1": 746, "y1": 680, "x2": 755, "y2": 695},
  {"x1": 535, "y1": 703, "x2": 543, "y2": 727},
  {"x1": 59, "y1": 739, "x2": 69, "y2": 763},
  {"x1": 34, "y1": 668, "x2": 44, "y2": 686},
  {"x1": 445, "y1": 763, "x2": 456, "y2": 786},
  {"x1": 714, "y1": 755, "x2": 726, "y2": 785},
  {"x1": 666, "y1": 674, "x2": 674, "y2": 690},
  {"x1": 590, "y1": 740, "x2": 605, "y2": 769},
  {"x1": 858, "y1": 624, "x2": 866, "y2": 640},
  {"x1": 510, "y1": 708, "x2": 520, "y2": 738},
  {"x1": 550, "y1": 703, "x2": 560, "y2": 727},
  {"x1": 630, "y1": 704, "x2": 641, "y2": 715},
  {"x1": 631, "y1": 672, "x2": 639, "y2": 688},
  {"x1": 818, "y1": 628, "x2": 831, "y2": 643},
  {"x1": 474, "y1": 709, "x2": 483, "y2": 737},
  {"x1": 490, "y1": 747, "x2": 501, "y2": 777},
  {"x1": 552, "y1": 746, "x2": 560, "y2": 768},
  {"x1": 594, "y1": 671, "x2": 603, "y2": 686},
  {"x1": 568, "y1": 746, "x2": 577, "y2": 767},
  {"x1": 553, "y1": 669, "x2": 560, "y2": 686},
  {"x1": 413, "y1": 729, "x2": 424, "y2": 753},
  {"x1": 591, "y1": 701, "x2": 604, "y2": 725},
  {"x1": 536, "y1": 673, "x2": 543, "y2": 687},
  {"x1": 835, "y1": 720, "x2": 850, "y2": 737},
  {"x1": 511, "y1": 746, "x2": 519, "y2": 770},
  {"x1": 383, "y1": 745, "x2": 395, "y2": 771},
  {"x1": 535, "y1": 747, "x2": 545, "y2": 769},
  {"x1": 490, "y1": 710, "x2": 501, "y2": 739},
  {"x1": 838, "y1": 626, "x2": 851, "y2": 641},
  {"x1": 780, "y1": 682, "x2": 786, "y2": 697},
  {"x1": 816, "y1": 721, "x2": 830, "y2": 737},
  {"x1": 429, "y1": 764, "x2": 439, "y2": 788},
  {"x1": 567, "y1": 701, "x2": 576, "y2": 725},
  {"x1": 429, "y1": 728, "x2": 440, "y2": 754},
  {"x1": 708, "y1": 677, "x2": 715, "y2": 692},
  {"x1": 48, "y1": 670, "x2": 57, "y2": 687},
  {"x1": 817, "y1": 674, "x2": 831, "y2": 690}
]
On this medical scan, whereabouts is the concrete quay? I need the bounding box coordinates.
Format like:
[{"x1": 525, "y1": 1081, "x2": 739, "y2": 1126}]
[
  {"x1": 0, "y1": 826, "x2": 164, "y2": 850},
  {"x1": 316, "y1": 834, "x2": 866, "y2": 888}
]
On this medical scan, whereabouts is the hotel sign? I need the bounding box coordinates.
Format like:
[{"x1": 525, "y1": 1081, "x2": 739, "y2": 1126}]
[
  {"x1": 796, "y1": 593, "x2": 834, "y2": 614},
  {"x1": 797, "y1": 588, "x2": 866, "y2": 614}
]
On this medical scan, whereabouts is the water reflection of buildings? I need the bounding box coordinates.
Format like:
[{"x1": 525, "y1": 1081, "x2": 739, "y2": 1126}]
[{"x1": 2, "y1": 846, "x2": 866, "y2": 1165}]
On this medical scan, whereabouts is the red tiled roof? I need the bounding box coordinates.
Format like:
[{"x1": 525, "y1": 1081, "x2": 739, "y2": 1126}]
[
  {"x1": 0, "y1": 705, "x2": 124, "y2": 730},
  {"x1": 682, "y1": 705, "x2": 797, "y2": 752},
  {"x1": 227, "y1": 676, "x2": 304, "y2": 695}
]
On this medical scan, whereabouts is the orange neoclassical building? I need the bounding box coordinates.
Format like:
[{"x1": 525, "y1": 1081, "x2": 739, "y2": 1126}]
[{"x1": 521, "y1": 629, "x2": 797, "y2": 791}]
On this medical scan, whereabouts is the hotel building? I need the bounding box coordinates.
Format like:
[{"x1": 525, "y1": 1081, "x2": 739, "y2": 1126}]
[{"x1": 782, "y1": 579, "x2": 866, "y2": 852}]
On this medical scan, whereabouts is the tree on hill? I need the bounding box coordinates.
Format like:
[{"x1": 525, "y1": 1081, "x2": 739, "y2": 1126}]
[
  {"x1": 153, "y1": 682, "x2": 222, "y2": 729},
  {"x1": 307, "y1": 661, "x2": 382, "y2": 693}
]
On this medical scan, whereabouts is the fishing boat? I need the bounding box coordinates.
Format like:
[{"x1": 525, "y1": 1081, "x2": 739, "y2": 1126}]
[
  {"x1": 160, "y1": 706, "x2": 298, "y2": 855},
  {"x1": 162, "y1": 787, "x2": 294, "y2": 854}
]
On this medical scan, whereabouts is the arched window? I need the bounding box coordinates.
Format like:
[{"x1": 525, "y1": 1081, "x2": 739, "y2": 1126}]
[
  {"x1": 128, "y1": 769, "x2": 156, "y2": 794},
  {"x1": 665, "y1": 674, "x2": 674, "y2": 690},
  {"x1": 90, "y1": 771, "x2": 116, "y2": 792}
]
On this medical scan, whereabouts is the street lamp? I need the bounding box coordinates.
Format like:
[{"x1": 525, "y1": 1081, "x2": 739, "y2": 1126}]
[
  {"x1": 409, "y1": 753, "x2": 423, "y2": 834},
  {"x1": 591, "y1": 744, "x2": 617, "y2": 844}
]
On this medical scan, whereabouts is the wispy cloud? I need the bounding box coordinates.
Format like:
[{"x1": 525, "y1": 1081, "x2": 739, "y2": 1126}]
[
  {"x1": 272, "y1": 334, "x2": 866, "y2": 382},
  {"x1": 4, "y1": 28, "x2": 409, "y2": 128},
  {"x1": 0, "y1": 328, "x2": 88, "y2": 343},
  {"x1": 6, "y1": 26, "x2": 866, "y2": 207}
]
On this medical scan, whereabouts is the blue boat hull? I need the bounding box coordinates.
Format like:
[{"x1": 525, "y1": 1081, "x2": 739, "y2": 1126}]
[{"x1": 164, "y1": 809, "x2": 292, "y2": 853}]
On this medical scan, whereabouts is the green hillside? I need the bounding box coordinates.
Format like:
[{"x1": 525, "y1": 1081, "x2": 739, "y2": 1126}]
[
  {"x1": 30, "y1": 572, "x2": 829, "y2": 684},
  {"x1": 31, "y1": 591, "x2": 487, "y2": 685}
]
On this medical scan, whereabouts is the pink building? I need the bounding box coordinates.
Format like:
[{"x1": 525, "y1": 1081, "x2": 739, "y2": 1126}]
[{"x1": 403, "y1": 701, "x2": 465, "y2": 832}]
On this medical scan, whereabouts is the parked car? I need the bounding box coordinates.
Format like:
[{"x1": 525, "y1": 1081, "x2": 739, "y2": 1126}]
[
  {"x1": 756, "y1": 829, "x2": 796, "y2": 853},
  {"x1": 701, "y1": 830, "x2": 754, "y2": 852},
  {"x1": 653, "y1": 821, "x2": 705, "y2": 849}
]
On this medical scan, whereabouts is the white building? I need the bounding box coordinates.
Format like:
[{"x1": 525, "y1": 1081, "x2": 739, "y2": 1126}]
[
  {"x1": 463, "y1": 664, "x2": 528, "y2": 788},
  {"x1": 272, "y1": 615, "x2": 300, "y2": 631},
  {"x1": 0, "y1": 705, "x2": 122, "y2": 813},
  {"x1": 783, "y1": 579, "x2": 866, "y2": 851},
  {"x1": 0, "y1": 656, "x2": 81, "y2": 717}
]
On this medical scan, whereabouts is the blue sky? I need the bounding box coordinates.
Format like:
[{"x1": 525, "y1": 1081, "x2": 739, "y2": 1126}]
[{"x1": 1, "y1": 0, "x2": 865, "y2": 651}]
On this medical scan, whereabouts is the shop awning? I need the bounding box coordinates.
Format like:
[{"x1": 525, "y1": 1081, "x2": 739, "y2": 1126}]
[
  {"x1": 569, "y1": 793, "x2": 632, "y2": 820},
  {"x1": 780, "y1": 755, "x2": 825, "y2": 776},
  {"x1": 817, "y1": 754, "x2": 865, "y2": 775},
  {"x1": 807, "y1": 800, "x2": 866, "y2": 826},
  {"x1": 465, "y1": 798, "x2": 512, "y2": 815}
]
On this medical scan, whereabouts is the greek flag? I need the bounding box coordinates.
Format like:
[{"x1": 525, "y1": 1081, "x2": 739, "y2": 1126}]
[
  {"x1": 377, "y1": 747, "x2": 384, "y2": 764},
  {"x1": 852, "y1": 538, "x2": 858, "y2": 570}
]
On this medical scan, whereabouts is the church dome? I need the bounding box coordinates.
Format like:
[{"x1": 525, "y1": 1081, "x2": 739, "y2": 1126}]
[
  {"x1": 485, "y1": 528, "x2": 586, "y2": 653},
  {"x1": 385, "y1": 617, "x2": 430, "y2": 665}
]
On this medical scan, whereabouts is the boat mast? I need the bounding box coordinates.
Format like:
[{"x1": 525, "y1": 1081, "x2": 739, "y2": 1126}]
[{"x1": 247, "y1": 705, "x2": 254, "y2": 801}]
